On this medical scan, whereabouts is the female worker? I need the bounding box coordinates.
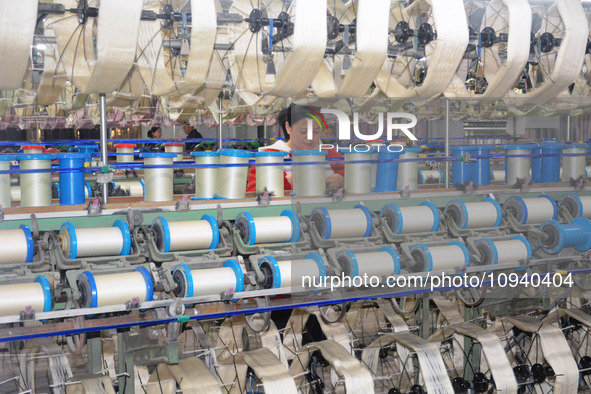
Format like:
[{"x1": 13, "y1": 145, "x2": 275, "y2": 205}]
[
  {"x1": 246, "y1": 104, "x2": 344, "y2": 192},
  {"x1": 145, "y1": 127, "x2": 163, "y2": 151}
]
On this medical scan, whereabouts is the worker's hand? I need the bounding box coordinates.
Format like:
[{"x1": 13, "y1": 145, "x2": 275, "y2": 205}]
[
  {"x1": 286, "y1": 172, "x2": 292, "y2": 185},
  {"x1": 326, "y1": 174, "x2": 344, "y2": 190}
]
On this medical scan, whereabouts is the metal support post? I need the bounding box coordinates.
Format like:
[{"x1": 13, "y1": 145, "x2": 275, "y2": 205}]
[{"x1": 99, "y1": 93, "x2": 109, "y2": 204}]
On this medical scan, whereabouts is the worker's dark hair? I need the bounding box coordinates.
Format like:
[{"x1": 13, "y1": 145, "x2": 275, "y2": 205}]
[
  {"x1": 147, "y1": 126, "x2": 160, "y2": 138},
  {"x1": 277, "y1": 104, "x2": 322, "y2": 141}
]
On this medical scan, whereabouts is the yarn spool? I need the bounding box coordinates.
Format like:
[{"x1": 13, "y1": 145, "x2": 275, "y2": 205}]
[
  {"x1": 380, "y1": 201, "x2": 440, "y2": 234},
  {"x1": 335, "y1": 247, "x2": 400, "y2": 278},
  {"x1": 115, "y1": 180, "x2": 145, "y2": 197},
  {"x1": 173, "y1": 260, "x2": 244, "y2": 298},
  {"x1": 0, "y1": 276, "x2": 51, "y2": 316},
  {"x1": 474, "y1": 235, "x2": 532, "y2": 266},
  {"x1": 140, "y1": 152, "x2": 176, "y2": 202},
  {"x1": 191, "y1": 151, "x2": 219, "y2": 199},
  {"x1": 0, "y1": 225, "x2": 34, "y2": 264},
  {"x1": 343, "y1": 148, "x2": 374, "y2": 194},
  {"x1": 537, "y1": 218, "x2": 591, "y2": 254},
  {"x1": 151, "y1": 215, "x2": 219, "y2": 253},
  {"x1": 558, "y1": 193, "x2": 591, "y2": 219},
  {"x1": 19, "y1": 154, "x2": 53, "y2": 207},
  {"x1": 164, "y1": 142, "x2": 185, "y2": 162},
  {"x1": 410, "y1": 241, "x2": 470, "y2": 272},
  {"x1": 10, "y1": 186, "x2": 20, "y2": 202},
  {"x1": 21, "y1": 145, "x2": 45, "y2": 154},
  {"x1": 291, "y1": 150, "x2": 327, "y2": 197},
  {"x1": 418, "y1": 169, "x2": 444, "y2": 184},
  {"x1": 235, "y1": 209, "x2": 300, "y2": 245},
  {"x1": 258, "y1": 253, "x2": 327, "y2": 290},
  {"x1": 56, "y1": 153, "x2": 87, "y2": 205},
  {"x1": 216, "y1": 149, "x2": 252, "y2": 199},
  {"x1": 490, "y1": 169, "x2": 505, "y2": 182},
  {"x1": 562, "y1": 143, "x2": 587, "y2": 181},
  {"x1": 503, "y1": 195, "x2": 557, "y2": 225},
  {"x1": 113, "y1": 143, "x2": 136, "y2": 163},
  {"x1": 77, "y1": 267, "x2": 153, "y2": 308},
  {"x1": 504, "y1": 144, "x2": 533, "y2": 184},
  {"x1": 397, "y1": 147, "x2": 421, "y2": 190},
  {"x1": 444, "y1": 198, "x2": 502, "y2": 229},
  {"x1": 254, "y1": 151, "x2": 287, "y2": 197},
  {"x1": 60, "y1": 220, "x2": 131, "y2": 259},
  {"x1": 0, "y1": 154, "x2": 15, "y2": 207},
  {"x1": 310, "y1": 205, "x2": 374, "y2": 239}
]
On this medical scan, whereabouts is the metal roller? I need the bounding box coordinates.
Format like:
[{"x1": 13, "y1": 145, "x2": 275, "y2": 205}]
[
  {"x1": 380, "y1": 201, "x2": 440, "y2": 234},
  {"x1": 310, "y1": 205, "x2": 374, "y2": 239},
  {"x1": 444, "y1": 198, "x2": 502, "y2": 229},
  {"x1": 151, "y1": 215, "x2": 218, "y2": 253},
  {"x1": 76, "y1": 267, "x2": 153, "y2": 308},
  {"x1": 235, "y1": 209, "x2": 299, "y2": 245},
  {"x1": 173, "y1": 260, "x2": 244, "y2": 298},
  {"x1": 503, "y1": 195, "x2": 557, "y2": 225},
  {"x1": 59, "y1": 220, "x2": 131, "y2": 259}
]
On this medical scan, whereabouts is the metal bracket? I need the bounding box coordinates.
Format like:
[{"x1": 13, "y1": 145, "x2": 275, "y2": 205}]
[
  {"x1": 256, "y1": 190, "x2": 272, "y2": 206},
  {"x1": 519, "y1": 178, "x2": 531, "y2": 193},
  {"x1": 216, "y1": 205, "x2": 223, "y2": 228},
  {"x1": 399, "y1": 185, "x2": 411, "y2": 199},
  {"x1": 0, "y1": 205, "x2": 4, "y2": 222},
  {"x1": 96, "y1": 170, "x2": 114, "y2": 185},
  {"x1": 572, "y1": 176, "x2": 586, "y2": 191},
  {"x1": 30, "y1": 213, "x2": 40, "y2": 239},
  {"x1": 175, "y1": 195, "x2": 190, "y2": 212},
  {"x1": 126, "y1": 209, "x2": 144, "y2": 231},
  {"x1": 87, "y1": 198, "x2": 102, "y2": 216}
]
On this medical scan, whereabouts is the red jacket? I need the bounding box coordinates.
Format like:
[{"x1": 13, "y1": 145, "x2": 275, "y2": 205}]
[{"x1": 246, "y1": 148, "x2": 344, "y2": 192}]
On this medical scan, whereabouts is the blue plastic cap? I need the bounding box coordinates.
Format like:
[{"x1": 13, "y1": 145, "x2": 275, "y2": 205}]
[
  {"x1": 418, "y1": 170, "x2": 424, "y2": 185},
  {"x1": 403, "y1": 147, "x2": 422, "y2": 153},
  {"x1": 436, "y1": 168, "x2": 445, "y2": 184},
  {"x1": 219, "y1": 149, "x2": 253, "y2": 158},
  {"x1": 140, "y1": 152, "x2": 177, "y2": 159},
  {"x1": 281, "y1": 209, "x2": 301, "y2": 243},
  {"x1": 410, "y1": 244, "x2": 433, "y2": 272},
  {"x1": 173, "y1": 263, "x2": 193, "y2": 297},
  {"x1": 17, "y1": 154, "x2": 54, "y2": 160},
  {"x1": 34, "y1": 275, "x2": 52, "y2": 312},
  {"x1": 379, "y1": 246, "x2": 401, "y2": 275},
  {"x1": 56, "y1": 153, "x2": 89, "y2": 160},
  {"x1": 354, "y1": 204, "x2": 374, "y2": 238},
  {"x1": 476, "y1": 238, "x2": 498, "y2": 265},
  {"x1": 538, "y1": 195, "x2": 558, "y2": 220},
  {"x1": 236, "y1": 212, "x2": 256, "y2": 245},
  {"x1": 201, "y1": 214, "x2": 220, "y2": 249},
  {"x1": 538, "y1": 219, "x2": 565, "y2": 254},
  {"x1": 78, "y1": 271, "x2": 98, "y2": 308},
  {"x1": 152, "y1": 216, "x2": 171, "y2": 253},
  {"x1": 380, "y1": 203, "x2": 403, "y2": 234},
  {"x1": 0, "y1": 154, "x2": 16, "y2": 161},
  {"x1": 504, "y1": 196, "x2": 528, "y2": 224},
  {"x1": 559, "y1": 193, "x2": 583, "y2": 218},
  {"x1": 223, "y1": 259, "x2": 245, "y2": 296},
  {"x1": 291, "y1": 150, "x2": 328, "y2": 156},
  {"x1": 482, "y1": 197, "x2": 503, "y2": 227},
  {"x1": 503, "y1": 144, "x2": 534, "y2": 150},
  {"x1": 565, "y1": 143, "x2": 587, "y2": 149},
  {"x1": 254, "y1": 151, "x2": 288, "y2": 157},
  {"x1": 60, "y1": 222, "x2": 77, "y2": 259},
  {"x1": 337, "y1": 249, "x2": 359, "y2": 279},
  {"x1": 260, "y1": 256, "x2": 281, "y2": 289},
  {"x1": 420, "y1": 201, "x2": 441, "y2": 232},
  {"x1": 190, "y1": 151, "x2": 220, "y2": 157},
  {"x1": 449, "y1": 241, "x2": 471, "y2": 267},
  {"x1": 445, "y1": 200, "x2": 468, "y2": 229},
  {"x1": 113, "y1": 220, "x2": 131, "y2": 256},
  {"x1": 84, "y1": 182, "x2": 93, "y2": 198},
  {"x1": 134, "y1": 266, "x2": 154, "y2": 302},
  {"x1": 306, "y1": 252, "x2": 328, "y2": 280},
  {"x1": 450, "y1": 145, "x2": 477, "y2": 153},
  {"x1": 19, "y1": 224, "x2": 34, "y2": 263},
  {"x1": 311, "y1": 206, "x2": 331, "y2": 239}
]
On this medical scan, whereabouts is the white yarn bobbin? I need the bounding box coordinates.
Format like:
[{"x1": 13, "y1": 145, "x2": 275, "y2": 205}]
[
  {"x1": 235, "y1": 209, "x2": 300, "y2": 245},
  {"x1": 60, "y1": 220, "x2": 131, "y2": 259},
  {"x1": 115, "y1": 180, "x2": 144, "y2": 197},
  {"x1": 0, "y1": 225, "x2": 34, "y2": 264},
  {"x1": 216, "y1": 149, "x2": 252, "y2": 199},
  {"x1": 173, "y1": 260, "x2": 244, "y2": 298},
  {"x1": 0, "y1": 276, "x2": 51, "y2": 316},
  {"x1": 504, "y1": 145, "x2": 532, "y2": 184},
  {"x1": 558, "y1": 193, "x2": 591, "y2": 219},
  {"x1": 397, "y1": 147, "x2": 421, "y2": 190},
  {"x1": 444, "y1": 198, "x2": 502, "y2": 229},
  {"x1": 141, "y1": 152, "x2": 176, "y2": 202},
  {"x1": 151, "y1": 215, "x2": 218, "y2": 253},
  {"x1": 562, "y1": 144, "x2": 587, "y2": 181},
  {"x1": 418, "y1": 169, "x2": 444, "y2": 184},
  {"x1": 503, "y1": 195, "x2": 557, "y2": 225},
  {"x1": 474, "y1": 235, "x2": 532, "y2": 266},
  {"x1": 10, "y1": 186, "x2": 20, "y2": 202},
  {"x1": 343, "y1": 149, "x2": 373, "y2": 194},
  {"x1": 310, "y1": 205, "x2": 374, "y2": 239},
  {"x1": 291, "y1": 150, "x2": 327, "y2": 197},
  {"x1": 165, "y1": 142, "x2": 185, "y2": 162},
  {"x1": 380, "y1": 201, "x2": 440, "y2": 234},
  {"x1": 336, "y1": 247, "x2": 400, "y2": 278},
  {"x1": 259, "y1": 253, "x2": 327, "y2": 290},
  {"x1": 410, "y1": 241, "x2": 470, "y2": 272},
  {"x1": 77, "y1": 267, "x2": 153, "y2": 308},
  {"x1": 255, "y1": 151, "x2": 286, "y2": 197},
  {"x1": 19, "y1": 154, "x2": 53, "y2": 207},
  {"x1": 113, "y1": 143, "x2": 136, "y2": 163},
  {"x1": 191, "y1": 151, "x2": 219, "y2": 199},
  {"x1": 490, "y1": 169, "x2": 505, "y2": 182},
  {"x1": 0, "y1": 155, "x2": 14, "y2": 207}
]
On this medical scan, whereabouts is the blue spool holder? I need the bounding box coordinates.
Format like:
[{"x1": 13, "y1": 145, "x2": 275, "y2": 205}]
[
  {"x1": 450, "y1": 145, "x2": 476, "y2": 184},
  {"x1": 538, "y1": 217, "x2": 591, "y2": 254},
  {"x1": 532, "y1": 142, "x2": 564, "y2": 183},
  {"x1": 375, "y1": 146, "x2": 403, "y2": 192},
  {"x1": 472, "y1": 146, "x2": 493, "y2": 186},
  {"x1": 34, "y1": 275, "x2": 53, "y2": 312},
  {"x1": 56, "y1": 153, "x2": 88, "y2": 205}
]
